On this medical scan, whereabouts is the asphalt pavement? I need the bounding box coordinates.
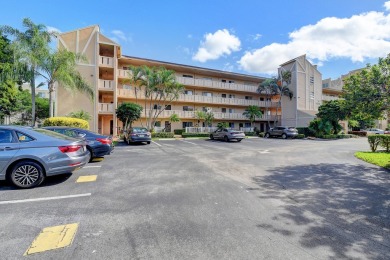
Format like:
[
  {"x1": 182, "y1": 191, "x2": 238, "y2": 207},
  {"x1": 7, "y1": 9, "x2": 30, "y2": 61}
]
[{"x1": 0, "y1": 137, "x2": 389, "y2": 259}]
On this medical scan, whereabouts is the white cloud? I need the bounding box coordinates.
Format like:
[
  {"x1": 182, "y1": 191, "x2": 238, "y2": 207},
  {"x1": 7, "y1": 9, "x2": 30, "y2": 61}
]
[
  {"x1": 223, "y1": 62, "x2": 234, "y2": 72},
  {"x1": 187, "y1": 34, "x2": 193, "y2": 39},
  {"x1": 385, "y1": 1, "x2": 390, "y2": 11},
  {"x1": 47, "y1": 26, "x2": 61, "y2": 34},
  {"x1": 111, "y1": 30, "x2": 131, "y2": 43},
  {"x1": 253, "y1": 33, "x2": 262, "y2": 41},
  {"x1": 193, "y1": 29, "x2": 241, "y2": 62},
  {"x1": 239, "y1": 10, "x2": 390, "y2": 74}
]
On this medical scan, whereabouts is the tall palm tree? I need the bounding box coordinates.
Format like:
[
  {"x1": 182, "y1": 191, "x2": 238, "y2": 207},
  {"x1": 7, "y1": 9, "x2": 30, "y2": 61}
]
[
  {"x1": 195, "y1": 110, "x2": 206, "y2": 127},
  {"x1": 0, "y1": 18, "x2": 53, "y2": 126},
  {"x1": 257, "y1": 79, "x2": 278, "y2": 129},
  {"x1": 243, "y1": 105, "x2": 263, "y2": 129},
  {"x1": 36, "y1": 49, "x2": 94, "y2": 117}
]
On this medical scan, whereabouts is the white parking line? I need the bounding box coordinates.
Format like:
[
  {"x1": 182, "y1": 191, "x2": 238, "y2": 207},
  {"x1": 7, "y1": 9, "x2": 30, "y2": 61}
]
[
  {"x1": 0, "y1": 193, "x2": 92, "y2": 205},
  {"x1": 152, "y1": 141, "x2": 162, "y2": 147},
  {"x1": 83, "y1": 165, "x2": 101, "y2": 168},
  {"x1": 181, "y1": 140, "x2": 197, "y2": 145}
]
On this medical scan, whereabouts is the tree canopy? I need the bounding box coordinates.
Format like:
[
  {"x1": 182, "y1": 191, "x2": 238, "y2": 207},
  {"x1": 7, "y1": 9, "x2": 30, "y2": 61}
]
[{"x1": 116, "y1": 102, "x2": 143, "y2": 130}]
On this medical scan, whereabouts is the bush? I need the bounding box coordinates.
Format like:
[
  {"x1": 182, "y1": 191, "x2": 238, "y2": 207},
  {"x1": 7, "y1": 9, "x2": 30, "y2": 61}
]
[
  {"x1": 379, "y1": 135, "x2": 390, "y2": 152},
  {"x1": 258, "y1": 132, "x2": 265, "y2": 137},
  {"x1": 295, "y1": 134, "x2": 305, "y2": 139},
  {"x1": 368, "y1": 135, "x2": 381, "y2": 152},
  {"x1": 244, "y1": 132, "x2": 257, "y2": 136},
  {"x1": 152, "y1": 132, "x2": 175, "y2": 138},
  {"x1": 174, "y1": 129, "x2": 185, "y2": 135},
  {"x1": 317, "y1": 134, "x2": 353, "y2": 139},
  {"x1": 348, "y1": 131, "x2": 367, "y2": 137},
  {"x1": 182, "y1": 133, "x2": 210, "y2": 138},
  {"x1": 43, "y1": 117, "x2": 89, "y2": 129},
  {"x1": 296, "y1": 127, "x2": 314, "y2": 137}
]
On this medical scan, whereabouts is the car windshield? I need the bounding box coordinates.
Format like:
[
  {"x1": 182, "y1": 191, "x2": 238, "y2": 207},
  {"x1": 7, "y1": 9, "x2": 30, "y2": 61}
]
[
  {"x1": 132, "y1": 128, "x2": 148, "y2": 133},
  {"x1": 33, "y1": 128, "x2": 78, "y2": 141}
]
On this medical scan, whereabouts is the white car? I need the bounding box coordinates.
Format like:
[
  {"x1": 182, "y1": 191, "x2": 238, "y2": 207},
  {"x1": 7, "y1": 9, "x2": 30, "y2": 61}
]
[{"x1": 364, "y1": 128, "x2": 385, "y2": 134}]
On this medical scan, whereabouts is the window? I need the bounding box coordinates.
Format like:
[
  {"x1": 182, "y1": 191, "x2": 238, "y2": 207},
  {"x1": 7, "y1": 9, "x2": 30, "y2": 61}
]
[
  {"x1": 229, "y1": 122, "x2": 235, "y2": 128},
  {"x1": 153, "y1": 104, "x2": 161, "y2": 109},
  {"x1": 0, "y1": 129, "x2": 15, "y2": 143},
  {"x1": 229, "y1": 80, "x2": 234, "y2": 83},
  {"x1": 184, "y1": 90, "x2": 193, "y2": 95},
  {"x1": 322, "y1": 83, "x2": 329, "y2": 88},
  {"x1": 16, "y1": 131, "x2": 34, "y2": 143},
  {"x1": 182, "y1": 122, "x2": 193, "y2": 128},
  {"x1": 310, "y1": 92, "x2": 315, "y2": 100},
  {"x1": 202, "y1": 92, "x2": 212, "y2": 97},
  {"x1": 228, "y1": 108, "x2": 234, "y2": 113},
  {"x1": 183, "y1": 74, "x2": 193, "y2": 78},
  {"x1": 221, "y1": 79, "x2": 227, "y2": 83},
  {"x1": 310, "y1": 76, "x2": 314, "y2": 84},
  {"x1": 154, "y1": 121, "x2": 161, "y2": 127},
  {"x1": 229, "y1": 94, "x2": 235, "y2": 98},
  {"x1": 245, "y1": 123, "x2": 251, "y2": 127},
  {"x1": 260, "y1": 97, "x2": 264, "y2": 101},
  {"x1": 245, "y1": 96, "x2": 252, "y2": 100},
  {"x1": 165, "y1": 105, "x2": 171, "y2": 110},
  {"x1": 202, "y1": 107, "x2": 208, "y2": 112},
  {"x1": 221, "y1": 94, "x2": 226, "y2": 98},
  {"x1": 221, "y1": 108, "x2": 227, "y2": 113},
  {"x1": 266, "y1": 98, "x2": 271, "y2": 101},
  {"x1": 183, "y1": 106, "x2": 194, "y2": 111}
]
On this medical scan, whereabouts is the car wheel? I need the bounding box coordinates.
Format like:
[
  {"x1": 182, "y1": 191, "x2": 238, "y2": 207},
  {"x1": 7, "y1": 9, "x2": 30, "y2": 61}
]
[
  {"x1": 10, "y1": 161, "x2": 45, "y2": 189},
  {"x1": 224, "y1": 136, "x2": 229, "y2": 142},
  {"x1": 237, "y1": 139, "x2": 242, "y2": 142},
  {"x1": 265, "y1": 133, "x2": 270, "y2": 138},
  {"x1": 282, "y1": 133, "x2": 287, "y2": 139},
  {"x1": 87, "y1": 148, "x2": 93, "y2": 163},
  {"x1": 210, "y1": 134, "x2": 214, "y2": 140},
  {"x1": 147, "y1": 141, "x2": 151, "y2": 144}
]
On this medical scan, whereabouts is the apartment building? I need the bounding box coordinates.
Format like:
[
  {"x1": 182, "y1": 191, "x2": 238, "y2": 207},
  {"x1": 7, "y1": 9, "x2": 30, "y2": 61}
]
[{"x1": 56, "y1": 25, "x2": 280, "y2": 135}]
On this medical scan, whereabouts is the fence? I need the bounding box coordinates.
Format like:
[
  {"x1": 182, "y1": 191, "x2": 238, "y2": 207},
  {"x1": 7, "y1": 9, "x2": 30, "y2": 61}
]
[{"x1": 185, "y1": 127, "x2": 218, "y2": 133}]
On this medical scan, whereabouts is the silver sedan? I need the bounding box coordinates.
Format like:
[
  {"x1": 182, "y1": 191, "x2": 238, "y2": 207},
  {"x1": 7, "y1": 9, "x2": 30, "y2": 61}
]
[
  {"x1": 209, "y1": 128, "x2": 245, "y2": 142},
  {"x1": 0, "y1": 126, "x2": 89, "y2": 188}
]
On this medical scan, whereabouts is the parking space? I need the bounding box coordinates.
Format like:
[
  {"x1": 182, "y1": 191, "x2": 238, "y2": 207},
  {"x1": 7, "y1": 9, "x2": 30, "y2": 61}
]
[{"x1": 0, "y1": 137, "x2": 389, "y2": 259}]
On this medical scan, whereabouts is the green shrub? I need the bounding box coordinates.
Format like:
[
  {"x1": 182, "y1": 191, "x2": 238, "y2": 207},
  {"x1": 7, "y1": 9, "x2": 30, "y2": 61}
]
[
  {"x1": 258, "y1": 132, "x2": 265, "y2": 137},
  {"x1": 244, "y1": 132, "x2": 257, "y2": 136},
  {"x1": 43, "y1": 117, "x2": 89, "y2": 129},
  {"x1": 348, "y1": 131, "x2": 367, "y2": 137},
  {"x1": 317, "y1": 134, "x2": 352, "y2": 139},
  {"x1": 295, "y1": 134, "x2": 305, "y2": 139},
  {"x1": 379, "y1": 135, "x2": 390, "y2": 152},
  {"x1": 174, "y1": 129, "x2": 185, "y2": 135},
  {"x1": 296, "y1": 127, "x2": 314, "y2": 137},
  {"x1": 182, "y1": 133, "x2": 210, "y2": 138},
  {"x1": 152, "y1": 132, "x2": 175, "y2": 138},
  {"x1": 368, "y1": 135, "x2": 381, "y2": 152}
]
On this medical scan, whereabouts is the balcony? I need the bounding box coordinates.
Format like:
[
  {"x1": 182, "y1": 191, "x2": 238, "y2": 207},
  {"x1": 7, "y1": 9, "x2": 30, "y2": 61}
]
[
  {"x1": 176, "y1": 77, "x2": 259, "y2": 93},
  {"x1": 117, "y1": 89, "x2": 278, "y2": 107},
  {"x1": 143, "y1": 109, "x2": 278, "y2": 121},
  {"x1": 322, "y1": 95, "x2": 340, "y2": 102},
  {"x1": 98, "y1": 103, "x2": 114, "y2": 113},
  {"x1": 98, "y1": 80, "x2": 114, "y2": 90},
  {"x1": 99, "y1": 56, "x2": 114, "y2": 67}
]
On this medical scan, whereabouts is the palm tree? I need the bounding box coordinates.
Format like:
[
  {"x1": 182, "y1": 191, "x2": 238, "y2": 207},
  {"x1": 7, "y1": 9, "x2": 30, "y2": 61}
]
[
  {"x1": 195, "y1": 110, "x2": 206, "y2": 127},
  {"x1": 257, "y1": 79, "x2": 278, "y2": 129},
  {"x1": 167, "y1": 113, "x2": 180, "y2": 132},
  {"x1": 68, "y1": 109, "x2": 92, "y2": 121},
  {"x1": 243, "y1": 105, "x2": 263, "y2": 130},
  {"x1": 275, "y1": 71, "x2": 293, "y2": 126},
  {"x1": 204, "y1": 111, "x2": 215, "y2": 127},
  {"x1": 1, "y1": 18, "x2": 53, "y2": 126},
  {"x1": 37, "y1": 49, "x2": 94, "y2": 117}
]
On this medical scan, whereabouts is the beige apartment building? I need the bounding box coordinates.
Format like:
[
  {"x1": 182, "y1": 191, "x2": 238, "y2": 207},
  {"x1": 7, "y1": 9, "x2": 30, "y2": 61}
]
[{"x1": 56, "y1": 25, "x2": 280, "y2": 136}]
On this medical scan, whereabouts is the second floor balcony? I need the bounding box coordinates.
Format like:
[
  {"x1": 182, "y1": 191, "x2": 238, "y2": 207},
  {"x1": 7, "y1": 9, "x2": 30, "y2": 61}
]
[
  {"x1": 98, "y1": 80, "x2": 114, "y2": 90},
  {"x1": 99, "y1": 56, "x2": 114, "y2": 67},
  {"x1": 117, "y1": 88, "x2": 278, "y2": 108},
  {"x1": 98, "y1": 103, "x2": 114, "y2": 114}
]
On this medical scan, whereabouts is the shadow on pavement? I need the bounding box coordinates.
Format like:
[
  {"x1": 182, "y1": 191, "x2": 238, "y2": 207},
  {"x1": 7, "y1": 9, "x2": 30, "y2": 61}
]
[
  {"x1": 0, "y1": 174, "x2": 72, "y2": 191},
  {"x1": 252, "y1": 163, "x2": 390, "y2": 259}
]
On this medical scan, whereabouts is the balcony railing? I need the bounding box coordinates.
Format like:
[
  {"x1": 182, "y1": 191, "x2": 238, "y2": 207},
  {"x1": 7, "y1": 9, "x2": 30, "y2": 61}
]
[
  {"x1": 98, "y1": 103, "x2": 114, "y2": 113},
  {"x1": 99, "y1": 56, "x2": 114, "y2": 67},
  {"x1": 142, "y1": 109, "x2": 278, "y2": 121},
  {"x1": 117, "y1": 88, "x2": 278, "y2": 107},
  {"x1": 98, "y1": 80, "x2": 114, "y2": 90},
  {"x1": 117, "y1": 69, "x2": 130, "y2": 78},
  {"x1": 176, "y1": 77, "x2": 259, "y2": 93},
  {"x1": 322, "y1": 95, "x2": 340, "y2": 102}
]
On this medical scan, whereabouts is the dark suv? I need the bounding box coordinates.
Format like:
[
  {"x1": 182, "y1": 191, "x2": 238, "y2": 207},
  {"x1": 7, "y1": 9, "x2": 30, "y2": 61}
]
[{"x1": 265, "y1": 126, "x2": 298, "y2": 139}]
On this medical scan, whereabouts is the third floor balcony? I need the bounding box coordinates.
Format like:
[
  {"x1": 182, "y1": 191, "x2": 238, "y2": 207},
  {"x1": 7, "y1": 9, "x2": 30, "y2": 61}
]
[
  {"x1": 99, "y1": 56, "x2": 114, "y2": 67},
  {"x1": 117, "y1": 89, "x2": 278, "y2": 108}
]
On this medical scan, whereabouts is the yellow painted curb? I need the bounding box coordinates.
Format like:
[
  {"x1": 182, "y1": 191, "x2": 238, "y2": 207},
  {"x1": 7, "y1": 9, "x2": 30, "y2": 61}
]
[
  {"x1": 76, "y1": 175, "x2": 97, "y2": 183},
  {"x1": 24, "y1": 223, "x2": 79, "y2": 256}
]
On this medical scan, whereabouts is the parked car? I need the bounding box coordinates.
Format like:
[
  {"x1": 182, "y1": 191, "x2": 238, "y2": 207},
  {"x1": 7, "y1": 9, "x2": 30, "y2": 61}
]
[
  {"x1": 209, "y1": 128, "x2": 245, "y2": 142},
  {"x1": 363, "y1": 128, "x2": 385, "y2": 134},
  {"x1": 42, "y1": 127, "x2": 114, "y2": 161},
  {"x1": 0, "y1": 126, "x2": 89, "y2": 188},
  {"x1": 265, "y1": 126, "x2": 298, "y2": 139},
  {"x1": 123, "y1": 127, "x2": 151, "y2": 145}
]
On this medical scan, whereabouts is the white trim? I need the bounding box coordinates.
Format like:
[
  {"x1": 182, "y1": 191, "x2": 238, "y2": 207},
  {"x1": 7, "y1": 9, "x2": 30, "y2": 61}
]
[
  {"x1": 152, "y1": 141, "x2": 162, "y2": 146},
  {"x1": 99, "y1": 41, "x2": 119, "y2": 46},
  {"x1": 58, "y1": 37, "x2": 69, "y2": 50},
  {"x1": 76, "y1": 30, "x2": 79, "y2": 53},
  {"x1": 82, "y1": 26, "x2": 98, "y2": 55}
]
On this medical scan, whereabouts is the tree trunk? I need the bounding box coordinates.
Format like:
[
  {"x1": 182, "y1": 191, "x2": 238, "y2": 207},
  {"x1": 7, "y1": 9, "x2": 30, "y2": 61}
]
[
  {"x1": 30, "y1": 68, "x2": 36, "y2": 126},
  {"x1": 49, "y1": 82, "x2": 54, "y2": 117}
]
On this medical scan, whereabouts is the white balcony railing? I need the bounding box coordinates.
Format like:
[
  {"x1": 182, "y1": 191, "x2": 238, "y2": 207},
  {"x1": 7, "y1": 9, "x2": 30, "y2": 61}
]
[
  {"x1": 322, "y1": 95, "x2": 340, "y2": 102},
  {"x1": 98, "y1": 79, "x2": 114, "y2": 90},
  {"x1": 176, "y1": 77, "x2": 259, "y2": 93},
  {"x1": 117, "y1": 88, "x2": 278, "y2": 107},
  {"x1": 185, "y1": 127, "x2": 218, "y2": 133},
  {"x1": 99, "y1": 56, "x2": 114, "y2": 67},
  {"x1": 117, "y1": 69, "x2": 130, "y2": 78},
  {"x1": 98, "y1": 103, "x2": 114, "y2": 113}
]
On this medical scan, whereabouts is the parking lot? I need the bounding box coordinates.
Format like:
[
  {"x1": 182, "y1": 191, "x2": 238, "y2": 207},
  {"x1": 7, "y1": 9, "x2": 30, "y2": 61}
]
[{"x1": 0, "y1": 137, "x2": 389, "y2": 259}]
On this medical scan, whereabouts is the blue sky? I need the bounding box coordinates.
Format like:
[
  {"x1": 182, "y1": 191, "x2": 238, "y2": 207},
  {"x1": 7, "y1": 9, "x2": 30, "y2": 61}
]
[{"x1": 1, "y1": 0, "x2": 390, "y2": 79}]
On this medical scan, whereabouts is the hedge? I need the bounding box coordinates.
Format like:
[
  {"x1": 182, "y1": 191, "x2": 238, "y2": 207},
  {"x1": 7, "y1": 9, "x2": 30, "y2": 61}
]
[
  {"x1": 296, "y1": 127, "x2": 314, "y2": 137},
  {"x1": 182, "y1": 133, "x2": 210, "y2": 138},
  {"x1": 295, "y1": 134, "x2": 305, "y2": 139},
  {"x1": 244, "y1": 132, "x2": 257, "y2": 136},
  {"x1": 43, "y1": 117, "x2": 89, "y2": 129},
  {"x1": 348, "y1": 131, "x2": 367, "y2": 137},
  {"x1": 174, "y1": 129, "x2": 185, "y2": 135},
  {"x1": 368, "y1": 135, "x2": 390, "y2": 152},
  {"x1": 317, "y1": 134, "x2": 353, "y2": 139},
  {"x1": 152, "y1": 132, "x2": 175, "y2": 138},
  {"x1": 258, "y1": 132, "x2": 265, "y2": 137}
]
